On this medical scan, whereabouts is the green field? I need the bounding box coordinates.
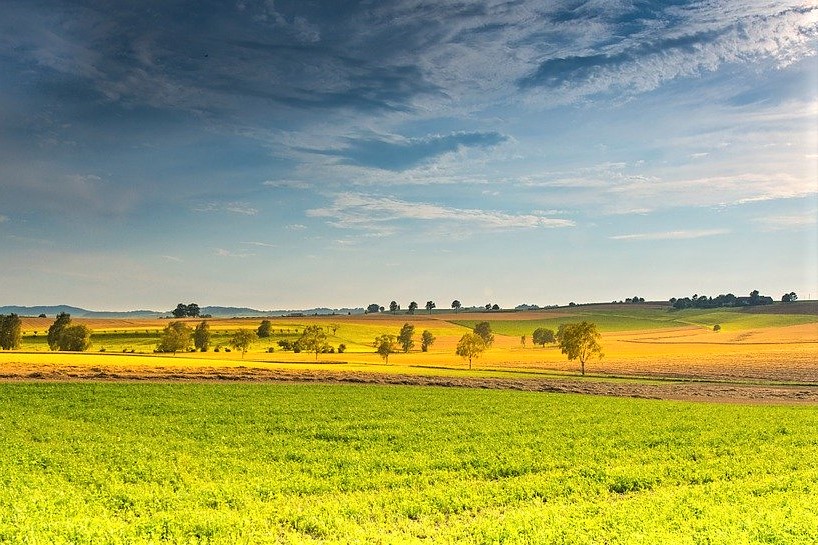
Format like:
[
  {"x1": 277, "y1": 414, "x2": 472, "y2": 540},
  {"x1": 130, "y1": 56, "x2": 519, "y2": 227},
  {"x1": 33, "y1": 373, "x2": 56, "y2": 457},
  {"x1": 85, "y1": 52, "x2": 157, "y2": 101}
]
[
  {"x1": 1, "y1": 383, "x2": 816, "y2": 544},
  {"x1": 454, "y1": 306, "x2": 818, "y2": 337}
]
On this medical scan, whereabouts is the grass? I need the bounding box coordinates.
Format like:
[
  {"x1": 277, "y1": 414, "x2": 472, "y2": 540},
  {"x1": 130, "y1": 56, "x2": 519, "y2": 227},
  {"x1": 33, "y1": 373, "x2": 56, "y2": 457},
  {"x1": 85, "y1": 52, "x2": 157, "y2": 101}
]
[{"x1": 0, "y1": 382, "x2": 817, "y2": 544}]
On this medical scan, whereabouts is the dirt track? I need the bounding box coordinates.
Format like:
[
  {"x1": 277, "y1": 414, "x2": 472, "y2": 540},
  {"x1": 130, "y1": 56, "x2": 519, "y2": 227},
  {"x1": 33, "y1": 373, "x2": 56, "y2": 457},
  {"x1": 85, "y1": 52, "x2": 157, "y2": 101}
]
[{"x1": 2, "y1": 363, "x2": 817, "y2": 404}]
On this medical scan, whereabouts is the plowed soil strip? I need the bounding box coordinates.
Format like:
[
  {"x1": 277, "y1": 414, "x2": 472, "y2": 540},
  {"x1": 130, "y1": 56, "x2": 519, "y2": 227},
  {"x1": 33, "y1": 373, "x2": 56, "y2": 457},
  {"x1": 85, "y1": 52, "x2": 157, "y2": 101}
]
[{"x1": 2, "y1": 363, "x2": 817, "y2": 404}]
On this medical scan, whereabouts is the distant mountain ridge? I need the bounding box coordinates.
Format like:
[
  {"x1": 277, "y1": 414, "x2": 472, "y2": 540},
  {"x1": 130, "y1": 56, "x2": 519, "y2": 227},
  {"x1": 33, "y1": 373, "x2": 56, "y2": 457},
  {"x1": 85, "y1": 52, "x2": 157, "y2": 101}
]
[{"x1": 0, "y1": 305, "x2": 365, "y2": 318}]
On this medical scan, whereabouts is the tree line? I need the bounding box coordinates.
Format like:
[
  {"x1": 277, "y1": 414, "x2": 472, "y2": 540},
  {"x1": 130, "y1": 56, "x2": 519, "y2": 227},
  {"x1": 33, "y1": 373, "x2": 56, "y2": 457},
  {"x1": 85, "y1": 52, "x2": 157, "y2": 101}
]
[{"x1": 670, "y1": 290, "x2": 777, "y2": 310}]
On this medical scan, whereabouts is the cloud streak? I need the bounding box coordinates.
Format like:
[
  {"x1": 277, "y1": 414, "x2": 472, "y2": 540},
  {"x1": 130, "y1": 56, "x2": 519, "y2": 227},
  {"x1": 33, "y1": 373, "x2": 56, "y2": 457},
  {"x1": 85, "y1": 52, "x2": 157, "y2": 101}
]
[
  {"x1": 307, "y1": 193, "x2": 575, "y2": 234},
  {"x1": 610, "y1": 229, "x2": 730, "y2": 241}
]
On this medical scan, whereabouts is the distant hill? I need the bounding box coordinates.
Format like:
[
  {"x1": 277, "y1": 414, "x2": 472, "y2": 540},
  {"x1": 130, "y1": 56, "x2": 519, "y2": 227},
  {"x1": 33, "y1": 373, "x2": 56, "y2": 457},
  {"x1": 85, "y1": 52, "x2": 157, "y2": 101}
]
[
  {"x1": 0, "y1": 305, "x2": 163, "y2": 318},
  {"x1": 0, "y1": 305, "x2": 365, "y2": 318}
]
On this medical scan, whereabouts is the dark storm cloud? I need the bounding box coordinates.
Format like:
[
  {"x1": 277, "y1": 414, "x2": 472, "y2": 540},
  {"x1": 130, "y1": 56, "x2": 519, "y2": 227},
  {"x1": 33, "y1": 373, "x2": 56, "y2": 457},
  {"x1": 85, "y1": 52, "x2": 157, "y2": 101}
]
[{"x1": 311, "y1": 132, "x2": 509, "y2": 171}]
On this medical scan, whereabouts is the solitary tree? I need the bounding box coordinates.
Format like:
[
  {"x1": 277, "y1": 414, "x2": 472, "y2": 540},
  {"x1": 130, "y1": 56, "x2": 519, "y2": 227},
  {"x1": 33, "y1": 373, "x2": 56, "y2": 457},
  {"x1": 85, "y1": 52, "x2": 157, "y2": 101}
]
[
  {"x1": 47, "y1": 312, "x2": 72, "y2": 350},
  {"x1": 58, "y1": 325, "x2": 92, "y2": 351},
  {"x1": 298, "y1": 325, "x2": 328, "y2": 360},
  {"x1": 193, "y1": 320, "x2": 211, "y2": 352},
  {"x1": 532, "y1": 327, "x2": 556, "y2": 347},
  {"x1": 426, "y1": 301, "x2": 436, "y2": 314},
  {"x1": 329, "y1": 323, "x2": 340, "y2": 335},
  {"x1": 408, "y1": 301, "x2": 418, "y2": 314},
  {"x1": 374, "y1": 334, "x2": 397, "y2": 364},
  {"x1": 421, "y1": 330, "x2": 436, "y2": 352},
  {"x1": 473, "y1": 321, "x2": 494, "y2": 347},
  {"x1": 366, "y1": 303, "x2": 381, "y2": 314},
  {"x1": 229, "y1": 329, "x2": 257, "y2": 358},
  {"x1": 456, "y1": 333, "x2": 486, "y2": 369},
  {"x1": 520, "y1": 335, "x2": 526, "y2": 348},
  {"x1": 0, "y1": 314, "x2": 22, "y2": 350},
  {"x1": 257, "y1": 319, "x2": 273, "y2": 338},
  {"x1": 157, "y1": 321, "x2": 193, "y2": 354},
  {"x1": 390, "y1": 301, "x2": 399, "y2": 314},
  {"x1": 556, "y1": 321, "x2": 603, "y2": 376},
  {"x1": 398, "y1": 323, "x2": 415, "y2": 353},
  {"x1": 451, "y1": 300, "x2": 461, "y2": 313}
]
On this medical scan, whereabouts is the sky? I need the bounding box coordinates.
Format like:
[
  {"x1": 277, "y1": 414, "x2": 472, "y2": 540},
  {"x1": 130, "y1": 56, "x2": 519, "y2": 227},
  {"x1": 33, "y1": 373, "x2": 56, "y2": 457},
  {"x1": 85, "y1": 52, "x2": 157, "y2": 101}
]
[{"x1": 1, "y1": 0, "x2": 817, "y2": 311}]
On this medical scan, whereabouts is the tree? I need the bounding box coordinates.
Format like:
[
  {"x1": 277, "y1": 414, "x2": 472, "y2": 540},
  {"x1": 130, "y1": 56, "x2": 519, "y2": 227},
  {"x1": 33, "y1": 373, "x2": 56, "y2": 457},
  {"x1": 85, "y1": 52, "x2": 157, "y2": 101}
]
[
  {"x1": 473, "y1": 321, "x2": 494, "y2": 347},
  {"x1": 366, "y1": 303, "x2": 381, "y2": 314},
  {"x1": 58, "y1": 325, "x2": 92, "y2": 351},
  {"x1": 172, "y1": 303, "x2": 188, "y2": 318},
  {"x1": 782, "y1": 292, "x2": 798, "y2": 303},
  {"x1": 532, "y1": 327, "x2": 556, "y2": 347},
  {"x1": 426, "y1": 301, "x2": 436, "y2": 314},
  {"x1": 329, "y1": 323, "x2": 340, "y2": 335},
  {"x1": 451, "y1": 300, "x2": 461, "y2": 313},
  {"x1": 374, "y1": 334, "x2": 397, "y2": 364},
  {"x1": 456, "y1": 333, "x2": 486, "y2": 369},
  {"x1": 398, "y1": 323, "x2": 415, "y2": 353},
  {"x1": 485, "y1": 304, "x2": 492, "y2": 311},
  {"x1": 157, "y1": 321, "x2": 193, "y2": 354},
  {"x1": 194, "y1": 321, "x2": 211, "y2": 352},
  {"x1": 0, "y1": 314, "x2": 22, "y2": 350},
  {"x1": 257, "y1": 319, "x2": 273, "y2": 338},
  {"x1": 47, "y1": 312, "x2": 72, "y2": 350},
  {"x1": 492, "y1": 304, "x2": 500, "y2": 311},
  {"x1": 520, "y1": 335, "x2": 526, "y2": 348},
  {"x1": 390, "y1": 301, "x2": 399, "y2": 314},
  {"x1": 408, "y1": 301, "x2": 418, "y2": 314},
  {"x1": 187, "y1": 303, "x2": 200, "y2": 317},
  {"x1": 556, "y1": 322, "x2": 603, "y2": 376},
  {"x1": 298, "y1": 325, "x2": 328, "y2": 360},
  {"x1": 421, "y1": 330, "x2": 436, "y2": 352},
  {"x1": 229, "y1": 329, "x2": 256, "y2": 358}
]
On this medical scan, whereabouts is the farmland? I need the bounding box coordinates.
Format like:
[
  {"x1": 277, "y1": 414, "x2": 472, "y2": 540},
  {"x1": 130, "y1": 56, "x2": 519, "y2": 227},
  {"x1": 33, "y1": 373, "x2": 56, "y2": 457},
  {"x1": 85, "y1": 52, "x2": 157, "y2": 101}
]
[
  {"x1": 1, "y1": 382, "x2": 817, "y2": 544},
  {"x1": 1, "y1": 302, "x2": 817, "y2": 543}
]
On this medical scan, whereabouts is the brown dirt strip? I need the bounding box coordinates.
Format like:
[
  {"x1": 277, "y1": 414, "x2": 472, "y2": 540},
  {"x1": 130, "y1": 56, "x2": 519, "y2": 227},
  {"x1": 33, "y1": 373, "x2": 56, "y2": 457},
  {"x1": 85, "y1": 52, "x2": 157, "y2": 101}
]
[{"x1": 1, "y1": 363, "x2": 817, "y2": 404}]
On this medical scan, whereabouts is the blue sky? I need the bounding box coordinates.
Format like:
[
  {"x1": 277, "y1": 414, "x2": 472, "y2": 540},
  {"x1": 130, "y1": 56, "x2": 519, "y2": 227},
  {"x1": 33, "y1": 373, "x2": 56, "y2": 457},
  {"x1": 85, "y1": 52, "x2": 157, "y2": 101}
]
[{"x1": 1, "y1": 0, "x2": 816, "y2": 311}]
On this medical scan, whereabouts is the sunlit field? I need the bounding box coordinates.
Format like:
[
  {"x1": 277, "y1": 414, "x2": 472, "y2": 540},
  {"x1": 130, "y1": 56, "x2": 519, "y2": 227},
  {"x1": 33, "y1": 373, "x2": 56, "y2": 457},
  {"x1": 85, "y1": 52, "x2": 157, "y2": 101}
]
[
  {"x1": 5, "y1": 303, "x2": 818, "y2": 384},
  {"x1": 1, "y1": 382, "x2": 817, "y2": 544}
]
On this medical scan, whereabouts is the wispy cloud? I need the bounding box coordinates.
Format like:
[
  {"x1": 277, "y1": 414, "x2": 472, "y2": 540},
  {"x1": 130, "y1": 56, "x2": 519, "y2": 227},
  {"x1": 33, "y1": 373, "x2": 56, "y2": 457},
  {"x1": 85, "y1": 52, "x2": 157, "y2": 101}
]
[
  {"x1": 308, "y1": 131, "x2": 508, "y2": 171},
  {"x1": 754, "y1": 213, "x2": 818, "y2": 231},
  {"x1": 262, "y1": 180, "x2": 311, "y2": 190},
  {"x1": 194, "y1": 202, "x2": 259, "y2": 215},
  {"x1": 160, "y1": 255, "x2": 184, "y2": 263},
  {"x1": 610, "y1": 229, "x2": 730, "y2": 241},
  {"x1": 307, "y1": 193, "x2": 575, "y2": 235},
  {"x1": 240, "y1": 241, "x2": 276, "y2": 247},
  {"x1": 215, "y1": 248, "x2": 254, "y2": 258}
]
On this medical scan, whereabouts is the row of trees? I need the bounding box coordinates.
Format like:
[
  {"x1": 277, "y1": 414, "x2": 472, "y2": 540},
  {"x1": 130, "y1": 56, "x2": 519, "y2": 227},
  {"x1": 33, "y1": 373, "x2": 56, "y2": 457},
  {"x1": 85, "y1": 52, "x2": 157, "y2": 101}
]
[
  {"x1": 670, "y1": 290, "x2": 775, "y2": 309},
  {"x1": 373, "y1": 323, "x2": 437, "y2": 363},
  {"x1": 455, "y1": 321, "x2": 602, "y2": 374},
  {"x1": 368, "y1": 300, "x2": 469, "y2": 314}
]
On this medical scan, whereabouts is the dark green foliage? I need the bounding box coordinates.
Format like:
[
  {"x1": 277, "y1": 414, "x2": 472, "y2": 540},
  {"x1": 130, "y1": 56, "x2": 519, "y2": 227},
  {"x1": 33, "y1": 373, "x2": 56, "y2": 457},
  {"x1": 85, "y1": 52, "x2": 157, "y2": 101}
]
[
  {"x1": 157, "y1": 322, "x2": 193, "y2": 354},
  {"x1": 57, "y1": 325, "x2": 92, "y2": 351},
  {"x1": 421, "y1": 330, "x2": 435, "y2": 352},
  {"x1": 47, "y1": 312, "x2": 72, "y2": 350},
  {"x1": 472, "y1": 321, "x2": 494, "y2": 347},
  {"x1": 532, "y1": 327, "x2": 555, "y2": 347},
  {"x1": 0, "y1": 314, "x2": 22, "y2": 350},
  {"x1": 398, "y1": 323, "x2": 415, "y2": 353},
  {"x1": 257, "y1": 319, "x2": 273, "y2": 338},
  {"x1": 193, "y1": 321, "x2": 211, "y2": 352}
]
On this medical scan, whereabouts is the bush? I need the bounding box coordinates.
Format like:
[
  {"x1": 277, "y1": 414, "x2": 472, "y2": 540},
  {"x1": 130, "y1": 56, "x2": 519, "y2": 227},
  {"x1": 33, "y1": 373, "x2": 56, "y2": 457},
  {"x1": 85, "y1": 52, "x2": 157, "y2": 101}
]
[
  {"x1": 338, "y1": 344, "x2": 346, "y2": 354},
  {"x1": 713, "y1": 324, "x2": 721, "y2": 332}
]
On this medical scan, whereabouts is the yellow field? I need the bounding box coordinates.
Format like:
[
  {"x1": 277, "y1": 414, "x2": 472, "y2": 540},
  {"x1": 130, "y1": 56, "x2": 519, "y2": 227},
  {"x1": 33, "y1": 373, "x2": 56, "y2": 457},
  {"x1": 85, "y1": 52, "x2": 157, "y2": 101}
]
[{"x1": 4, "y1": 309, "x2": 817, "y2": 388}]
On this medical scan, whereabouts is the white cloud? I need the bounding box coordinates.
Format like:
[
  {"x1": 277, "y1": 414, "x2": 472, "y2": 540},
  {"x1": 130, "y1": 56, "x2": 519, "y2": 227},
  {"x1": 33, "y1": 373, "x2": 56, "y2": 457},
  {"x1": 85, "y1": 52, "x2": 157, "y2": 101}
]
[
  {"x1": 240, "y1": 241, "x2": 276, "y2": 247},
  {"x1": 306, "y1": 193, "x2": 575, "y2": 235},
  {"x1": 160, "y1": 255, "x2": 184, "y2": 263},
  {"x1": 754, "y1": 213, "x2": 818, "y2": 231},
  {"x1": 610, "y1": 229, "x2": 730, "y2": 241},
  {"x1": 215, "y1": 248, "x2": 254, "y2": 258},
  {"x1": 285, "y1": 224, "x2": 307, "y2": 231},
  {"x1": 194, "y1": 202, "x2": 259, "y2": 215},
  {"x1": 263, "y1": 179, "x2": 311, "y2": 190}
]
